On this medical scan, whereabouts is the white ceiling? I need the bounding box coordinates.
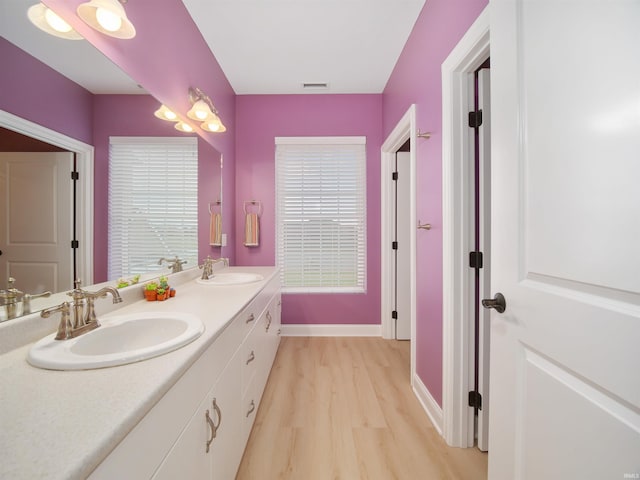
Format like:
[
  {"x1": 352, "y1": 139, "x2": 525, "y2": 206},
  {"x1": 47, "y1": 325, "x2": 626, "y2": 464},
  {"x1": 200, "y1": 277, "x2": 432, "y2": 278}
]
[
  {"x1": 1, "y1": 0, "x2": 425, "y2": 95},
  {"x1": 182, "y1": 0, "x2": 426, "y2": 94}
]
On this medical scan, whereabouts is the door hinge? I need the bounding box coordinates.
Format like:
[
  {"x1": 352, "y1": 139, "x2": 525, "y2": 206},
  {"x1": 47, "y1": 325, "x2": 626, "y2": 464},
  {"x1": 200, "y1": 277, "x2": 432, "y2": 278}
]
[
  {"x1": 71, "y1": 171, "x2": 79, "y2": 181},
  {"x1": 392, "y1": 310, "x2": 398, "y2": 320},
  {"x1": 468, "y1": 110, "x2": 483, "y2": 128},
  {"x1": 468, "y1": 391, "x2": 482, "y2": 409},
  {"x1": 392, "y1": 171, "x2": 398, "y2": 181},
  {"x1": 71, "y1": 240, "x2": 79, "y2": 249},
  {"x1": 469, "y1": 251, "x2": 483, "y2": 269},
  {"x1": 392, "y1": 241, "x2": 398, "y2": 250}
]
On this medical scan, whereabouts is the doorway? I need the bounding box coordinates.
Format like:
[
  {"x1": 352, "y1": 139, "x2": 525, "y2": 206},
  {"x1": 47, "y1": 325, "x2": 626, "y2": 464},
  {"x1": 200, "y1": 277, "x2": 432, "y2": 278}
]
[
  {"x1": 393, "y1": 140, "x2": 411, "y2": 340},
  {"x1": 0, "y1": 110, "x2": 94, "y2": 287},
  {"x1": 441, "y1": 6, "x2": 490, "y2": 450},
  {"x1": 380, "y1": 105, "x2": 417, "y2": 380}
]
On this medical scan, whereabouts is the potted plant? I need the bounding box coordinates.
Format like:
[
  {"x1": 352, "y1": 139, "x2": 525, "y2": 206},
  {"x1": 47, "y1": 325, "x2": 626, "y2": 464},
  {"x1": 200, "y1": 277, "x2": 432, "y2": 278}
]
[
  {"x1": 156, "y1": 287, "x2": 167, "y2": 301},
  {"x1": 169, "y1": 287, "x2": 176, "y2": 298},
  {"x1": 130, "y1": 274, "x2": 141, "y2": 285},
  {"x1": 116, "y1": 278, "x2": 130, "y2": 289},
  {"x1": 144, "y1": 282, "x2": 158, "y2": 301}
]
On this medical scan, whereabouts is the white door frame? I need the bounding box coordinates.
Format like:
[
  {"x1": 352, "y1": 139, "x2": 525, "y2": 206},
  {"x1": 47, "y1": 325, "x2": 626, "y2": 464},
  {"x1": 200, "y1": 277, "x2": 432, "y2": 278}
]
[
  {"x1": 380, "y1": 104, "x2": 417, "y2": 368},
  {"x1": 0, "y1": 110, "x2": 95, "y2": 286},
  {"x1": 441, "y1": 7, "x2": 490, "y2": 448}
]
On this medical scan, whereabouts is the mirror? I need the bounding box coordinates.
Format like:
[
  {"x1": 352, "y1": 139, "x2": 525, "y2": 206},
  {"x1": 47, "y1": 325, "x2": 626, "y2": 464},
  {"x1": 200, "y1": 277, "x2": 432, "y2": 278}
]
[{"x1": 0, "y1": 6, "x2": 225, "y2": 321}]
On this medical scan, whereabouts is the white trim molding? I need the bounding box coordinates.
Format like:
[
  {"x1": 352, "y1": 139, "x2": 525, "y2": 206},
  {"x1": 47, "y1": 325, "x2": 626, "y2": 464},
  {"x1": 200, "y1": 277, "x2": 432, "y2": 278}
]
[
  {"x1": 0, "y1": 110, "x2": 95, "y2": 286},
  {"x1": 380, "y1": 105, "x2": 418, "y2": 384},
  {"x1": 280, "y1": 324, "x2": 382, "y2": 337},
  {"x1": 413, "y1": 372, "x2": 444, "y2": 435},
  {"x1": 441, "y1": 6, "x2": 490, "y2": 448}
]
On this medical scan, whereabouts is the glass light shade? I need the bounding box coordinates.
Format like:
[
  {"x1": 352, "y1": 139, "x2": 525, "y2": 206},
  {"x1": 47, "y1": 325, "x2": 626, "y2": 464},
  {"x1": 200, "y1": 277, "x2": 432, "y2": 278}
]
[
  {"x1": 201, "y1": 114, "x2": 227, "y2": 133},
  {"x1": 154, "y1": 105, "x2": 178, "y2": 122},
  {"x1": 27, "y1": 3, "x2": 83, "y2": 40},
  {"x1": 96, "y1": 6, "x2": 122, "y2": 32},
  {"x1": 77, "y1": 0, "x2": 136, "y2": 39},
  {"x1": 174, "y1": 121, "x2": 194, "y2": 133},
  {"x1": 187, "y1": 99, "x2": 213, "y2": 121}
]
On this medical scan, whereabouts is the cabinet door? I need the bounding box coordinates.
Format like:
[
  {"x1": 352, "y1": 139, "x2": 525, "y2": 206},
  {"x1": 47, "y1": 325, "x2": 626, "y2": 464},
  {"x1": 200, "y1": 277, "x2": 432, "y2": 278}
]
[
  {"x1": 211, "y1": 350, "x2": 243, "y2": 480},
  {"x1": 152, "y1": 391, "x2": 213, "y2": 480}
]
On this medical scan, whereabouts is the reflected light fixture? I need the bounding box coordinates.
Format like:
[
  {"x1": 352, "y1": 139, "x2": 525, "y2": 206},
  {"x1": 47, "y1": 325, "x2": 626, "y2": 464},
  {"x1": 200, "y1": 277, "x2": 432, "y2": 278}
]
[
  {"x1": 154, "y1": 104, "x2": 178, "y2": 122},
  {"x1": 188, "y1": 87, "x2": 227, "y2": 133},
  {"x1": 77, "y1": 0, "x2": 136, "y2": 39},
  {"x1": 174, "y1": 121, "x2": 195, "y2": 133},
  {"x1": 27, "y1": 3, "x2": 83, "y2": 40}
]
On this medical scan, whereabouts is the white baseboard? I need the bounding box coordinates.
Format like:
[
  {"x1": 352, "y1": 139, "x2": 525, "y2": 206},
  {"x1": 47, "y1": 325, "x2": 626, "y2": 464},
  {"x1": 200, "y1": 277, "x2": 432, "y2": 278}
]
[
  {"x1": 280, "y1": 324, "x2": 381, "y2": 337},
  {"x1": 412, "y1": 372, "x2": 444, "y2": 436}
]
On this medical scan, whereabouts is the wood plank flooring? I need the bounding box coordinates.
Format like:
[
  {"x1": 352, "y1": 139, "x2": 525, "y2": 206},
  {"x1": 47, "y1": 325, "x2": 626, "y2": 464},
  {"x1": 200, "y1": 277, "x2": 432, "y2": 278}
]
[{"x1": 236, "y1": 337, "x2": 488, "y2": 479}]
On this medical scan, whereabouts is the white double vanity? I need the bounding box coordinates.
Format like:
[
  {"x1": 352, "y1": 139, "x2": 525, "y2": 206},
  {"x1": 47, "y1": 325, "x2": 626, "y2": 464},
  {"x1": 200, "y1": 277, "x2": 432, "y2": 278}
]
[{"x1": 0, "y1": 266, "x2": 281, "y2": 479}]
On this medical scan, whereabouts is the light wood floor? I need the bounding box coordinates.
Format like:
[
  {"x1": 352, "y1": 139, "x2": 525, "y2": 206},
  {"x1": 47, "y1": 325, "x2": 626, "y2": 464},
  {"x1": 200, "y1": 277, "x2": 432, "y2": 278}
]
[{"x1": 236, "y1": 337, "x2": 488, "y2": 479}]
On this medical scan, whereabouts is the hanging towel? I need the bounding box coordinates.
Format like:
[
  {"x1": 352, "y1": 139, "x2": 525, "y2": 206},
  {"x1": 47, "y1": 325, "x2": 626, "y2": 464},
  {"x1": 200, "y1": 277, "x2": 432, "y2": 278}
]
[
  {"x1": 209, "y1": 212, "x2": 222, "y2": 246},
  {"x1": 244, "y1": 212, "x2": 259, "y2": 247}
]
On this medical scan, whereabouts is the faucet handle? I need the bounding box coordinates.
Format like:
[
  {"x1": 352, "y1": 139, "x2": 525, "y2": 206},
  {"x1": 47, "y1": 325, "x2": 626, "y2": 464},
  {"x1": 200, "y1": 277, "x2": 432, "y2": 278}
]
[{"x1": 42, "y1": 301, "x2": 73, "y2": 340}]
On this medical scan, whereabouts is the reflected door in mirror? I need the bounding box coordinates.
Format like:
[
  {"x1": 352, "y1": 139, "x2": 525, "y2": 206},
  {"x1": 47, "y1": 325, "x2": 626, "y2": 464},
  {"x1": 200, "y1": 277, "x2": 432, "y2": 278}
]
[{"x1": 0, "y1": 152, "x2": 73, "y2": 293}]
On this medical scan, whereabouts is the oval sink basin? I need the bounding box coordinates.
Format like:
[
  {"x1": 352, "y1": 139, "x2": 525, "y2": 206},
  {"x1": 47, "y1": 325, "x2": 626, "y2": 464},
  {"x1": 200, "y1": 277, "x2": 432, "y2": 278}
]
[
  {"x1": 196, "y1": 272, "x2": 264, "y2": 286},
  {"x1": 27, "y1": 312, "x2": 204, "y2": 370}
]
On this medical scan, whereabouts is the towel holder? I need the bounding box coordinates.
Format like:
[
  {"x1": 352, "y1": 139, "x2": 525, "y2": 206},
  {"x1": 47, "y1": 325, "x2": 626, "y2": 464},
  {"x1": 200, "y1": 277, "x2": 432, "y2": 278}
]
[
  {"x1": 244, "y1": 200, "x2": 263, "y2": 217},
  {"x1": 208, "y1": 200, "x2": 221, "y2": 214}
]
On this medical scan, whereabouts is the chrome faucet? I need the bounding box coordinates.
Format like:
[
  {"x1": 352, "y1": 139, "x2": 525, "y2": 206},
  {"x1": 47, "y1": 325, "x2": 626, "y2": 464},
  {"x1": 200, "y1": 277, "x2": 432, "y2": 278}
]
[
  {"x1": 199, "y1": 256, "x2": 228, "y2": 280},
  {"x1": 42, "y1": 283, "x2": 123, "y2": 340},
  {"x1": 158, "y1": 256, "x2": 187, "y2": 273}
]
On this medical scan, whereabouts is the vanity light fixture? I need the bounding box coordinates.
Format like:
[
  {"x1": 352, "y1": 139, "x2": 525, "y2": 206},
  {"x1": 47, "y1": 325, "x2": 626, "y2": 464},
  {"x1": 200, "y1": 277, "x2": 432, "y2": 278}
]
[
  {"x1": 154, "y1": 104, "x2": 178, "y2": 122},
  {"x1": 188, "y1": 87, "x2": 227, "y2": 133},
  {"x1": 77, "y1": 0, "x2": 136, "y2": 39},
  {"x1": 27, "y1": 3, "x2": 83, "y2": 40}
]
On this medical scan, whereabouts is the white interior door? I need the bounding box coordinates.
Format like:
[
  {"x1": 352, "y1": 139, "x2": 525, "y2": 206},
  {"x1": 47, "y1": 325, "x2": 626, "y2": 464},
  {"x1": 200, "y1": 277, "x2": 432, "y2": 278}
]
[
  {"x1": 395, "y1": 151, "x2": 411, "y2": 340},
  {"x1": 489, "y1": 1, "x2": 640, "y2": 479},
  {"x1": 476, "y1": 67, "x2": 491, "y2": 452},
  {"x1": 0, "y1": 152, "x2": 73, "y2": 293}
]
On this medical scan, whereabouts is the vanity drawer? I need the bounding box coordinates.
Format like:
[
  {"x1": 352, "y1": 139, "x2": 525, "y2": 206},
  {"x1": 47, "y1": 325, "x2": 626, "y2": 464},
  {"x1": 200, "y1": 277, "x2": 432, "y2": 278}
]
[
  {"x1": 241, "y1": 332, "x2": 260, "y2": 398},
  {"x1": 241, "y1": 274, "x2": 280, "y2": 338}
]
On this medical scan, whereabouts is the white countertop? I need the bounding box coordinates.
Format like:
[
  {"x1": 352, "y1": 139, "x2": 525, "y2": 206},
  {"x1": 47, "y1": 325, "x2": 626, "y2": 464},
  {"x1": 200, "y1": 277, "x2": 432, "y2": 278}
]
[{"x1": 0, "y1": 266, "x2": 278, "y2": 480}]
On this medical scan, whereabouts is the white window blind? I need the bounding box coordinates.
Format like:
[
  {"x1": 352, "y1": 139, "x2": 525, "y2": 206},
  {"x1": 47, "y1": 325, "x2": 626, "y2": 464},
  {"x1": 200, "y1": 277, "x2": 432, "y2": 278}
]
[
  {"x1": 275, "y1": 137, "x2": 366, "y2": 293},
  {"x1": 108, "y1": 137, "x2": 198, "y2": 279}
]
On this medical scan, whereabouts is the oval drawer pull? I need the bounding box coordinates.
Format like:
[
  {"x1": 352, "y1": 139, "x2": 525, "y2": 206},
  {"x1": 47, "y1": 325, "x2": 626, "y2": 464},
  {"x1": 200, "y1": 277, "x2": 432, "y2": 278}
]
[
  {"x1": 246, "y1": 350, "x2": 255, "y2": 365},
  {"x1": 245, "y1": 313, "x2": 255, "y2": 324},
  {"x1": 246, "y1": 400, "x2": 255, "y2": 418}
]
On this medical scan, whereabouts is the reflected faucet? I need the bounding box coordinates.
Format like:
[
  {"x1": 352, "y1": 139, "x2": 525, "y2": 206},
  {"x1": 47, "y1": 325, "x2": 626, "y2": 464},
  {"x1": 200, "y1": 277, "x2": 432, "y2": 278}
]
[
  {"x1": 158, "y1": 256, "x2": 187, "y2": 273},
  {"x1": 0, "y1": 278, "x2": 24, "y2": 320}
]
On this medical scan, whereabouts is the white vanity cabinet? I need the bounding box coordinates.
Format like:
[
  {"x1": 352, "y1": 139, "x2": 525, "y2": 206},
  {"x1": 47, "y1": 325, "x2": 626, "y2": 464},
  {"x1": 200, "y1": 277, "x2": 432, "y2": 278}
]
[
  {"x1": 89, "y1": 273, "x2": 281, "y2": 480},
  {"x1": 152, "y1": 351, "x2": 243, "y2": 480}
]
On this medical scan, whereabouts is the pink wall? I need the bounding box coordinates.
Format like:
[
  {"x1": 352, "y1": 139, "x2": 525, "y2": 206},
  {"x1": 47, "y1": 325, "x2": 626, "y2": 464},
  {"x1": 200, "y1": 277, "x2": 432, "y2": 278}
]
[
  {"x1": 44, "y1": 0, "x2": 237, "y2": 265},
  {"x1": 383, "y1": 0, "x2": 488, "y2": 405},
  {"x1": 0, "y1": 37, "x2": 93, "y2": 144},
  {"x1": 92, "y1": 95, "x2": 227, "y2": 282},
  {"x1": 235, "y1": 94, "x2": 382, "y2": 325}
]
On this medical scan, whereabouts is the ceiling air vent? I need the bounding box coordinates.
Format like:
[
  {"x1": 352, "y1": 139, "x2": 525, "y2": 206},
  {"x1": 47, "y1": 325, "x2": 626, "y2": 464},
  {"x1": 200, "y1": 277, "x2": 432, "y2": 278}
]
[{"x1": 302, "y1": 82, "x2": 329, "y2": 90}]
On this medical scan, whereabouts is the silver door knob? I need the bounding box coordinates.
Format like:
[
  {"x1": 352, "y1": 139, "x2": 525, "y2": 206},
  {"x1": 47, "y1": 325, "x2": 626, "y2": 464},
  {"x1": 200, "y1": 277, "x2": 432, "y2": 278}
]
[{"x1": 482, "y1": 293, "x2": 506, "y2": 313}]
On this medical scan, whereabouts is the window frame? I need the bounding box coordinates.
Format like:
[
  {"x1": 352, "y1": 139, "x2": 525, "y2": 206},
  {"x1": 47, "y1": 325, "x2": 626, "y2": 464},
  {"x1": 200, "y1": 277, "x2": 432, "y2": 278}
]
[{"x1": 275, "y1": 136, "x2": 367, "y2": 294}]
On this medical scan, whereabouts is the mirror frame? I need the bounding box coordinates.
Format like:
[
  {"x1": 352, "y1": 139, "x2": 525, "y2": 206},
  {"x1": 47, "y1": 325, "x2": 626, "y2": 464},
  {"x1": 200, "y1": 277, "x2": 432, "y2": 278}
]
[{"x1": 0, "y1": 109, "x2": 94, "y2": 287}]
